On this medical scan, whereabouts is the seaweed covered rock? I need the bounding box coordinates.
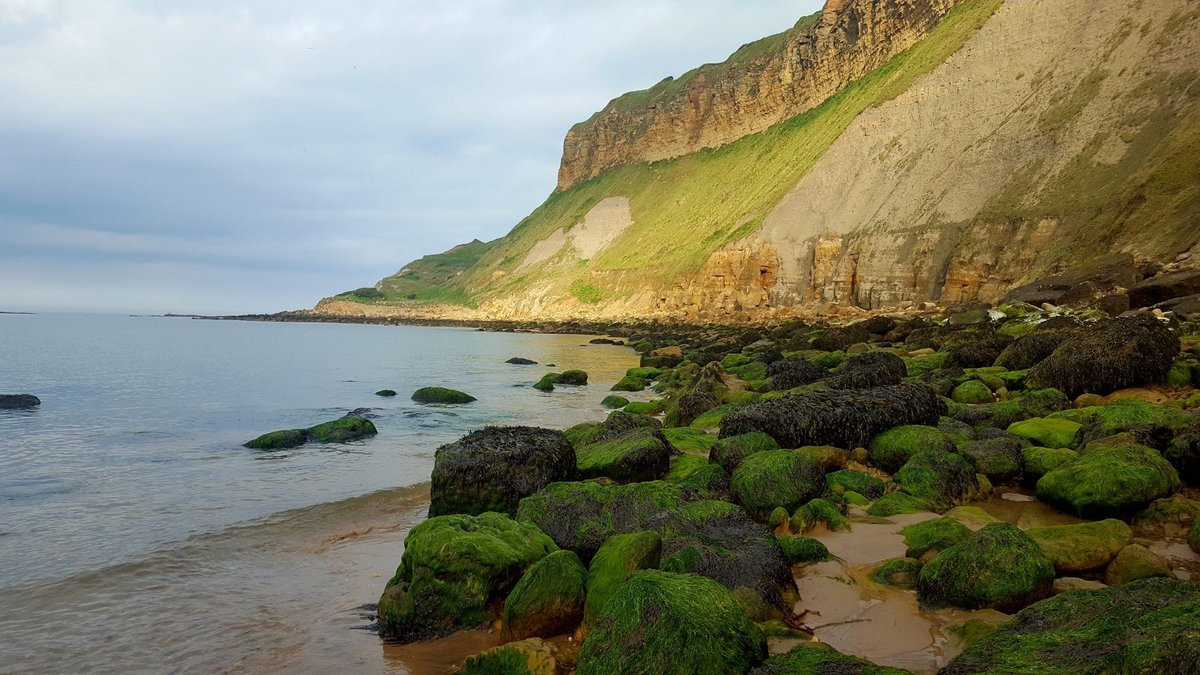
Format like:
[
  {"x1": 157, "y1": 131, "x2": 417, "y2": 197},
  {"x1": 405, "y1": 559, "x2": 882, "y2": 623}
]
[
  {"x1": 377, "y1": 512, "x2": 557, "y2": 642},
  {"x1": 1026, "y1": 519, "x2": 1132, "y2": 574},
  {"x1": 244, "y1": 428, "x2": 309, "y2": 449},
  {"x1": 597, "y1": 409, "x2": 662, "y2": 441},
  {"x1": 610, "y1": 375, "x2": 647, "y2": 392},
  {"x1": 952, "y1": 380, "x2": 995, "y2": 405},
  {"x1": 943, "y1": 578, "x2": 1200, "y2": 674},
  {"x1": 812, "y1": 325, "x2": 871, "y2": 352},
  {"x1": 459, "y1": 638, "x2": 560, "y2": 675},
  {"x1": 1026, "y1": 314, "x2": 1180, "y2": 397},
  {"x1": 576, "y1": 427, "x2": 671, "y2": 483},
  {"x1": 583, "y1": 531, "x2": 662, "y2": 628},
  {"x1": 868, "y1": 425, "x2": 956, "y2": 474},
  {"x1": 995, "y1": 331, "x2": 1073, "y2": 371},
  {"x1": 866, "y1": 491, "x2": 929, "y2": 517},
  {"x1": 307, "y1": 415, "x2": 378, "y2": 443},
  {"x1": 1036, "y1": 439, "x2": 1180, "y2": 518},
  {"x1": 431, "y1": 426, "x2": 577, "y2": 517},
  {"x1": 945, "y1": 335, "x2": 1012, "y2": 369},
  {"x1": 501, "y1": 549, "x2": 587, "y2": 640},
  {"x1": 1007, "y1": 417, "x2": 1081, "y2": 449},
  {"x1": 533, "y1": 373, "x2": 559, "y2": 392},
  {"x1": 873, "y1": 557, "x2": 924, "y2": 588},
  {"x1": 1166, "y1": 423, "x2": 1200, "y2": 484},
  {"x1": 601, "y1": 395, "x2": 629, "y2": 409},
  {"x1": 827, "y1": 469, "x2": 885, "y2": 499},
  {"x1": 577, "y1": 570, "x2": 767, "y2": 675},
  {"x1": 775, "y1": 535, "x2": 829, "y2": 564},
  {"x1": 916, "y1": 522, "x2": 1054, "y2": 611},
  {"x1": 517, "y1": 481, "x2": 684, "y2": 560},
  {"x1": 709, "y1": 432, "x2": 779, "y2": 475},
  {"x1": 821, "y1": 352, "x2": 907, "y2": 390},
  {"x1": 729, "y1": 450, "x2": 826, "y2": 521},
  {"x1": 1132, "y1": 495, "x2": 1200, "y2": 538},
  {"x1": 557, "y1": 370, "x2": 588, "y2": 385},
  {"x1": 766, "y1": 357, "x2": 827, "y2": 390},
  {"x1": 1052, "y1": 399, "x2": 1192, "y2": 450},
  {"x1": 411, "y1": 386, "x2": 477, "y2": 404},
  {"x1": 719, "y1": 384, "x2": 944, "y2": 450},
  {"x1": 669, "y1": 390, "x2": 719, "y2": 428},
  {"x1": 1104, "y1": 544, "x2": 1171, "y2": 585},
  {"x1": 955, "y1": 388, "x2": 1071, "y2": 429},
  {"x1": 789, "y1": 498, "x2": 851, "y2": 533},
  {"x1": 506, "y1": 357, "x2": 538, "y2": 365},
  {"x1": 749, "y1": 641, "x2": 909, "y2": 675},
  {"x1": 375, "y1": 389, "x2": 397, "y2": 397},
  {"x1": 957, "y1": 431, "x2": 1024, "y2": 484},
  {"x1": 895, "y1": 450, "x2": 982, "y2": 512},
  {"x1": 900, "y1": 517, "x2": 971, "y2": 560}
]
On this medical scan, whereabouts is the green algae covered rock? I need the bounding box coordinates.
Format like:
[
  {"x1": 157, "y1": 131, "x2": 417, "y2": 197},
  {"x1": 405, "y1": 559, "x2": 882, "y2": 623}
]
[
  {"x1": 664, "y1": 454, "x2": 708, "y2": 483},
  {"x1": 1190, "y1": 518, "x2": 1200, "y2": 554},
  {"x1": 868, "y1": 425, "x2": 956, "y2": 474},
  {"x1": 578, "y1": 570, "x2": 767, "y2": 675},
  {"x1": 563, "y1": 421, "x2": 603, "y2": 448},
  {"x1": 661, "y1": 426, "x2": 716, "y2": 455},
  {"x1": 1133, "y1": 495, "x2": 1200, "y2": 538},
  {"x1": 557, "y1": 369, "x2": 588, "y2": 385},
  {"x1": 843, "y1": 490, "x2": 870, "y2": 506},
  {"x1": 957, "y1": 387, "x2": 1070, "y2": 429},
  {"x1": 430, "y1": 426, "x2": 577, "y2": 517},
  {"x1": 730, "y1": 450, "x2": 826, "y2": 521},
  {"x1": 576, "y1": 427, "x2": 671, "y2": 483},
  {"x1": 1026, "y1": 519, "x2": 1132, "y2": 574},
  {"x1": 601, "y1": 395, "x2": 629, "y2": 409},
  {"x1": 1021, "y1": 446, "x2": 1078, "y2": 480},
  {"x1": 748, "y1": 641, "x2": 910, "y2": 675},
  {"x1": 459, "y1": 638, "x2": 560, "y2": 675},
  {"x1": 952, "y1": 380, "x2": 995, "y2": 404},
  {"x1": 873, "y1": 557, "x2": 924, "y2": 588},
  {"x1": 957, "y1": 433, "x2": 1024, "y2": 484},
  {"x1": 827, "y1": 469, "x2": 885, "y2": 499},
  {"x1": 942, "y1": 578, "x2": 1200, "y2": 675},
  {"x1": 307, "y1": 415, "x2": 378, "y2": 443},
  {"x1": 610, "y1": 375, "x2": 648, "y2": 392},
  {"x1": 867, "y1": 491, "x2": 928, "y2": 517},
  {"x1": 1104, "y1": 544, "x2": 1171, "y2": 585},
  {"x1": 583, "y1": 531, "x2": 662, "y2": 628},
  {"x1": 1050, "y1": 398, "x2": 1193, "y2": 447},
  {"x1": 916, "y1": 522, "x2": 1054, "y2": 611},
  {"x1": 533, "y1": 373, "x2": 560, "y2": 392},
  {"x1": 1036, "y1": 439, "x2": 1180, "y2": 518},
  {"x1": 900, "y1": 517, "x2": 971, "y2": 560},
  {"x1": 411, "y1": 386, "x2": 477, "y2": 403},
  {"x1": 789, "y1": 498, "x2": 851, "y2": 533},
  {"x1": 502, "y1": 549, "x2": 587, "y2": 640},
  {"x1": 1007, "y1": 417, "x2": 1081, "y2": 449},
  {"x1": 244, "y1": 428, "x2": 309, "y2": 449},
  {"x1": 623, "y1": 399, "x2": 666, "y2": 415},
  {"x1": 709, "y1": 431, "x2": 779, "y2": 474},
  {"x1": 377, "y1": 512, "x2": 557, "y2": 642},
  {"x1": 775, "y1": 535, "x2": 829, "y2": 564},
  {"x1": 895, "y1": 450, "x2": 982, "y2": 512}
]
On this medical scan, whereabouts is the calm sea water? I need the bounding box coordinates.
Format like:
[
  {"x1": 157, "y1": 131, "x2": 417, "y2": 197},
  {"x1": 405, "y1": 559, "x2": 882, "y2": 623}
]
[{"x1": 0, "y1": 314, "x2": 640, "y2": 673}]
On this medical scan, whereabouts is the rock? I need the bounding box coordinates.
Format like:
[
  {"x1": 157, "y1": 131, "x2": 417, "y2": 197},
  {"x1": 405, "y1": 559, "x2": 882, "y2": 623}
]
[
  {"x1": 946, "y1": 336, "x2": 1013, "y2": 370},
  {"x1": 812, "y1": 325, "x2": 871, "y2": 352},
  {"x1": 589, "y1": 338, "x2": 623, "y2": 345},
  {"x1": 244, "y1": 428, "x2": 309, "y2": 449},
  {"x1": 374, "y1": 389, "x2": 397, "y2": 397},
  {"x1": 668, "y1": 390, "x2": 719, "y2": 427},
  {"x1": 749, "y1": 642, "x2": 909, "y2": 675},
  {"x1": 775, "y1": 535, "x2": 829, "y2": 564},
  {"x1": 1051, "y1": 399, "x2": 1192, "y2": 450},
  {"x1": 954, "y1": 387, "x2": 1071, "y2": 429},
  {"x1": 1020, "y1": 446, "x2": 1078, "y2": 480},
  {"x1": 411, "y1": 387, "x2": 477, "y2": 404},
  {"x1": 944, "y1": 505, "x2": 1000, "y2": 530},
  {"x1": 866, "y1": 491, "x2": 928, "y2": 517},
  {"x1": 0, "y1": 394, "x2": 40, "y2": 409},
  {"x1": 789, "y1": 498, "x2": 850, "y2": 533},
  {"x1": 868, "y1": 424, "x2": 957, "y2": 474},
  {"x1": 556, "y1": 370, "x2": 589, "y2": 386},
  {"x1": 506, "y1": 357, "x2": 538, "y2": 365},
  {"x1": 957, "y1": 432, "x2": 1025, "y2": 484},
  {"x1": 900, "y1": 517, "x2": 972, "y2": 560},
  {"x1": 601, "y1": 395, "x2": 629, "y2": 409},
  {"x1": 708, "y1": 432, "x2": 779, "y2": 475},
  {"x1": 895, "y1": 450, "x2": 982, "y2": 512},
  {"x1": 576, "y1": 427, "x2": 672, "y2": 484},
  {"x1": 583, "y1": 531, "x2": 662, "y2": 628},
  {"x1": 1166, "y1": 423, "x2": 1200, "y2": 484},
  {"x1": 1104, "y1": 544, "x2": 1171, "y2": 585},
  {"x1": 1026, "y1": 519, "x2": 1132, "y2": 574},
  {"x1": 720, "y1": 384, "x2": 945, "y2": 450},
  {"x1": 1026, "y1": 314, "x2": 1180, "y2": 397},
  {"x1": 610, "y1": 375, "x2": 647, "y2": 392},
  {"x1": 1006, "y1": 417, "x2": 1081, "y2": 449},
  {"x1": 307, "y1": 415, "x2": 377, "y2": 442},
  {"x1": 533, "y1": 373, "x2": 560, "y2": 392},
  {"x1": 624, "y1": 400, "x2": 666, "y2": 415},
  {"x1": 794, "y1": 445, "x2": 850, "y2": 470},
  {"x1": 1127, "y1": 268, "x2": 1200, "y2": 307},
  {"x1": 820, "y1": 352, "x2": 907, "y2": 390},
  {"x1": 500, "y1": 549, "x2": 586, "y2": 642},
  {"x1": 826, "y1": 469, "x2": 885, "y2": 499},
  {"x1": 430, "y1": 426, "x2": 577, "y2": 517},
  {"x1": 597, "y1": 410, "x2": 662, "y2": 441},
  {"x1": 1132, "y1": 495, "x2": 1200, "y2": 538},
  {"x1": 1156, "y1": 293, "x2": 1200, "y2": 321},
  {"x1": 1002, "y1": 256, "x2": 1143, "y2": 307},
  {"x1": 1051, "y1": 576, "x2": 1107, "y2": 594},
  {"x1": 1190, "y1": 518, "x2": 1200, "y2": 554},
  {"x1": 377, "y1": 512, "x2": 557, "y2": 642},
  {"x1": 729, "y1": 449, "x2": 826, "y2": 521},
  {"x1": 577, "y1": 570, "x2": 767, "y2": 675},
  {"x1": 952, "y1": 380, "x2": 995, "y2": 404},
  {"x1": 459, "y1": 638, "x2": 559, "y2": 675},
  {"x1": 1036, "y1": 439, "x2": 1180, "y2": 518},
  {"x1": 916, "y1": 522, "x2": 1055, "y2": 611},
  {"x1": 873, "y1": 557, "x2": 924, "y2": 588},
  {"x1": 766, "y1": 357, "x2": 827, "y2": 390},
  {"x1": 943, "y1": 578, "x2": 1200, "y2": 674}
]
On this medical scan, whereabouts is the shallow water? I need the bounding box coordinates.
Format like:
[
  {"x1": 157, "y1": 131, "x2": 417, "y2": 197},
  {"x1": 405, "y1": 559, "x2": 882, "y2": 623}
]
[{"x1": 0, "y1": 315, "x2": 640, "y2": 673}]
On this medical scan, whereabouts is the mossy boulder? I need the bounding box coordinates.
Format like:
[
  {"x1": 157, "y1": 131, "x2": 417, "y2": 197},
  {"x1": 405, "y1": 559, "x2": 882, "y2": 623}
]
[
  {"x1": 244, "y1": 428, "x2": 309, "y2": 449},
  {"x1": 623, "y1": 399, "x2": 666, "y2": 415},
  {"x1": 664, "y1": 454, "x2": 709, "y2": 483},
  {"x1": 1007, "y1": 417, "x2": 1081, "y2": 449},
  {"x1": 957, "y1": 431, "x2": 1025, "y2": 484},
  {"x1": 873, "y1": 557, "x2": 924, "y2": 588},
  {"x1": 1026, "y1": 519, "x2": 1133, "y2": 574},
  {"x1": 868, "y1": 425, "x2": 956, "y2": 474},
  {"x1": 775, "y1": 535, "x2": 829, "y2": 564},
  {"x1": 377, "y1": 512, "x2": 557, "y2": 642},
  {"x1": 661, "y1": 426, "x2": 716, "y2": 455},
  {"x1": 502, "y1": 549, "x2": 587, "y2": 640},
  {"x1": 459, "y1": 638, "x2": 560, "y2": 675},
  {"x1": 895, "y1": 450, "x2": 982, "y2": 512},
  {"x1": 956, "y1": 387, "x2": 1071, "y2": 429},
  {"x1": 563, "y1": 422, "x2": 603, "y2": 448},
  {"x1": 943, "y1": 578, "x2": 1200, "y2": 674},
  {"x1": 1051, "y1": 399, "x2": 1192, "y2": 449},
  {"x1": 375, "y1": 389, "x2": 397, "y2": 397},
  {"x1": 576, "y1": 427, "x2": 671, "y2": 484},
  {"x1": 709, "y1": 431, "x2": 779, "y2": 474},
  {"x1": 794, "y1": 445, "x2": 850, "y2": 470},
  {"x1": 1026, "y1": 314, "x2": 1181, "y2": 397},
  {"x1": 601, "y1": 395, "x2": 629, "y2": 409},
  {"x1": 431, "y1": 426, "x2": 577, "y2": 517},
  {"x1": 916, "y1": 522, "x2": 1055, "y2": 611},
  {"x1": 789, "y1": 498, "x2": 851, "y2": 533},
  {"x1": 533, "y1": 373, "x2": 560, "y2": 392},
  {"x1": 748, "y1": 642, "x2": 909, "y2": 675},
  {"x1": 729, "y1": 450, "x2": 826, "y2": 521},
  {"x1": 1104, "y1": 544, "x2": 1171, "y2": 585},
  {"x1": 1036, "y1": 439, "x2": 1180, "y2": 518},
  {"x1": 583, "y1": 532, "x2": 662, "y2": 628},
  {"x1": 557, "y1": 370, "x2": 588, "y2": 385},
  {"x1": 1021, "y1": 446, "x2": 1078, "y2": 480},
  {"x1": 900, "y1": 517, "x2": 972, "y2": 560},
  {"x1": 826, "y1": 469, "x2": 885, "y2": 499},
  {"x1": 866, "y1": 491, "x2": 928, "y2": 517},
  {"x1": 610, "y1": 376, "x2": 648, "y2": 392},
  {"x1": 577, "y1": 570, "x2": 767, "y2": 675},
  {"x1": 952, "y1": 380, "x2": 995, "y2": 404},
  {"x1": 307, "y1": 415, "x2": 378, "y2": 443},
  {"x1": 411, "y1": 386, "x2": 476, "y2": 404},
  {"x1": 1132, "y1": 495, "x2": 1200, "y2": 538}
]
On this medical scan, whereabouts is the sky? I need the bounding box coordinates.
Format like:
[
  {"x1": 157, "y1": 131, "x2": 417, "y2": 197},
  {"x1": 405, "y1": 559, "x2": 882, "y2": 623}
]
[{"x1": 0, "y1": 0, "x2": 822, "y2": 314}]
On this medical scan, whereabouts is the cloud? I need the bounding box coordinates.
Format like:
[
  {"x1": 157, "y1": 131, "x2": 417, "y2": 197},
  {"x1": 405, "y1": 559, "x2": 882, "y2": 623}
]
[{"x1": 0, "y1": 0, "x2": 822, "y2": 313}]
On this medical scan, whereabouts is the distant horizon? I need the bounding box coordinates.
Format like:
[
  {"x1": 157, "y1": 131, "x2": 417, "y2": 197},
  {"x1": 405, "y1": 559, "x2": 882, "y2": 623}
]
[{"x1": 0, "y1": 1, "x2": 821, "y2": 315}]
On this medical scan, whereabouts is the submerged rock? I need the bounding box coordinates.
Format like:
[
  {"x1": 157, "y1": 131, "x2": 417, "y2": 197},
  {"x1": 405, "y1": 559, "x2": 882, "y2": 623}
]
[
  {"x1": 1104, "y1": 544, "x2": 1171, "y2": 585},
  {"x1": 244, "y1": 428, "x2": 309, "y2": 449},
  {"x1": 430, "y1": 426, "x2": 576, "y2": 517},
  {"x1": 244, "y1": 414, "x2": 378, "y2": 449},
  {"x1": 411, "y1": 386, "x2": 476, "y2": 403},
  {"x1": 374, "y1": 389, "x2": 397, "y2": 397},
  {"x1": 505, "y1": 357, "x2": 538, "y2": 365},
  {"x1": 0, "y1": 394, "x2": 40, "y2": 409},
  {"x1": 916, "y1": 522, "x2": 1054, "y2": 611}
]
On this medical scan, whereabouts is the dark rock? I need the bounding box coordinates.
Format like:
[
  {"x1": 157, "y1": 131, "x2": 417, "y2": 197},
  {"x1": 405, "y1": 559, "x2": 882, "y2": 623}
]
[
  {"x1": 1026, "y1": 314, "x2": 1180, "y2": 397},
  {"x1": 556, "y1": 370, "x2": 588, "y2": 386},
  {"x1": 1002, "y1": 255, "x2": 1145, "y2": 306},
  {"x1": 1127, "y1": 268, "x2": 1200, "y2": 308},
  {"x1": 411, "y1": 387, "x2": 477, "y2": 403},
  {"x1": 1154, "y1": 293, "x2": 1200, "y2": 320},
  {"x1": 506, "y1": 357, "x2": 538, "y2": 365},
  {"x1": 0, "y1": 394, "x2": 40, "y2": 409},
  {"x1": 672, "y1": 390, "x2": 719, "y2": 427},
  {"x1": 945, "y1": 335, "x2": 1013, "y2": 369},
  {"x1": 917, "y1": 522, "x2": 1054, "y2": 611},
  {"x1": 994, "y1": 331, "x2": 1073, "y2": 370},
  {"x1": 1091, "y1": 292, "x2": 1131, "y2": 316},
  {"x1": 812, "y1": 324, "x2": 872, "y2": 352},
  {"x1": 821, "y1": 352, "x2": 907, "y2": 389},
  {"x1": 766, "y1": 357, "x2": 827, "y2": 390},
  {"x1": 374, "y1": 389, "x2": 397, "y2": 397},
  {"x1": 588, "y1": 338, "x2": 624, "y2": 345}
]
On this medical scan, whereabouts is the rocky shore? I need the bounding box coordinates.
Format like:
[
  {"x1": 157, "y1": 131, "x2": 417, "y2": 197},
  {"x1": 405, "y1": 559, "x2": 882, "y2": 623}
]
[{"x1": 359, "y1": 296, "x2": 1200, "y2": 674}]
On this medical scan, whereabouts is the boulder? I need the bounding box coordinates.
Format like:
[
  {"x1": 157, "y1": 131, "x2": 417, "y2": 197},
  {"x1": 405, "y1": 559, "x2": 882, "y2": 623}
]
[
  {"x1": 577, "y1": 570, "x2": 767, "y2": 675},
  {"x1": 873, "y1": 557, "x2": 924, "y2": 588},
  {"x1": 1026, "y1": 519, "x2": 1132, "y2": 574},
  {"x1": 1007, "y1": 418, "x2": 1081, "y2": 449},
  {"x1": 0, "y1": 394, "x2": 40, "y2": 409},
  {"x1": 377, "y1": 512, "x2": 557, "y2": 642},
  {"x1": 557, "y1": 370, "x2": 589, "y2": 386},
  {"x1": 1021, "y1": 447, "x2": 1078, "y2": 480},
  {"x1": 1036, "y1": 439, "x2": 1180, "y2": 518},
  {"x1": 866, "y1": 491, "x2": 929, "y2": 517},
  {"x1": 411, "y1": 386, "x2": 476, "y2": 403},
  {"x1": 601, "y1": 395, "x2": 629, "y2": 409},
  {"x1": 820, "y1": 352, "x2": 907, "y2": 390},
  {"x1": 775, "y1": 535, "x2": 829, "y2": 564},
  {"x1": 576, "y1": 427, "x2": 672, "y2": 483},
  {"x1": 766, "y1": 357, "x2": 827, "y2": 390},
  {"x1": 729, "y1": 450, "x2": 826, "y2": 521},
  {"x1": 506, "y1": 357, "x2": 538, "y2": 365},
  {"x1": 307, "y1": 415, "x2": 377, "y2": 443},
  {"x1": 994, "y1": 332, "x2": 1073, "y2": 371},
  {"x1": 708, "y1": 432, "x2": 779, "y2": 475},
  {"x1": 895, "y1": 450, "x2": 982, "y2": 512},
  {"x1": 374, "y1": 389, "x2": 397, "y2": 397},
  {"x1": 957, "y1": 431, "x2": 1025, "y2": 484},
  {"x1": 501, "y1": 549, "x2": 587, "y2": 641},
  {"x1": 826, "y1": 469, "x2": 885, "y2": 499},
  {"x1": 952, "y1": 380, "x2": 995, "y2": 404},
  {"x1": 244, "y1": 428, "x2": 309, "y2": 449},
  {"x1": 1132, "y1": 495, "x2": 1200, "y2": 538},
  {"x1": 900, "y1": 517, "x2": 972, "y2": 560},
  {"x1": 459, "y1": 638, "x2": 560, "y2": 675},
  {"x1": 533, "y1": 373, "x2": 559, "y2": 392},
  {"x1": 517, "y1": 481, "x2": 683, "y2": 560},
  {"x1": 868, "y1": 425, "x2": 957, "y2": 474},
  {"x1": 669, "y1": 390, "x2": 719, "y2": 427},
  {"x1": 610, "y1": 375, "x2": 647, "y2": 392},
  {"x1": 1104, "y1": 544, "x2": 1171, "y2": 585},
  {"x1": 583, "y1": 531, "x2": 662, "y2": 628},
  {"x1": 1026, "y1": 314, "x2": 1180, "y2": 397},
  {"x1": 812, "y1": 325, "x2": 871, "y2": 352},
  {"x1": 430, "y1": 426, "x2": 577, "y2": 517},
  {"x1": 749, "y1": 642, "x2": 909, "y2": 675},
  {"x1": 916, "y1": 522, "x2": 1055, "y2": 611},
  {"x1": 1127, "y1": 268, "x2": 1200, "y2": 307},
  {"x1": 954, "y1": 387, "x2": 1070, "y2": 429},
  {"x1": 789, "y1": 498, "x2": 851, "y2": 533}
]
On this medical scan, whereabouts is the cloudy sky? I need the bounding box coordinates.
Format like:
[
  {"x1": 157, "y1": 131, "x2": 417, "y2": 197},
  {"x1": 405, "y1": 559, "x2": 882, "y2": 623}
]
[{"x1": 0, "y1": 0, "x2": 821, "y2": 314}]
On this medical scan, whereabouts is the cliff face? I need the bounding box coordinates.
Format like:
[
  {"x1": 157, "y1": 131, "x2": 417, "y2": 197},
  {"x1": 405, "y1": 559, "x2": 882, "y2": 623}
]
[{"x1": 556, "y1": 0, "x2": 962, "y2": 191}]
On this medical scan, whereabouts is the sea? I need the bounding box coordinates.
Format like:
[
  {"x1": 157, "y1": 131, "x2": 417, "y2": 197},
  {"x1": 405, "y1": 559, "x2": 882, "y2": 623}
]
[{"x1": 0, "y1": 314, "x2": 641, "y2": 674}]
